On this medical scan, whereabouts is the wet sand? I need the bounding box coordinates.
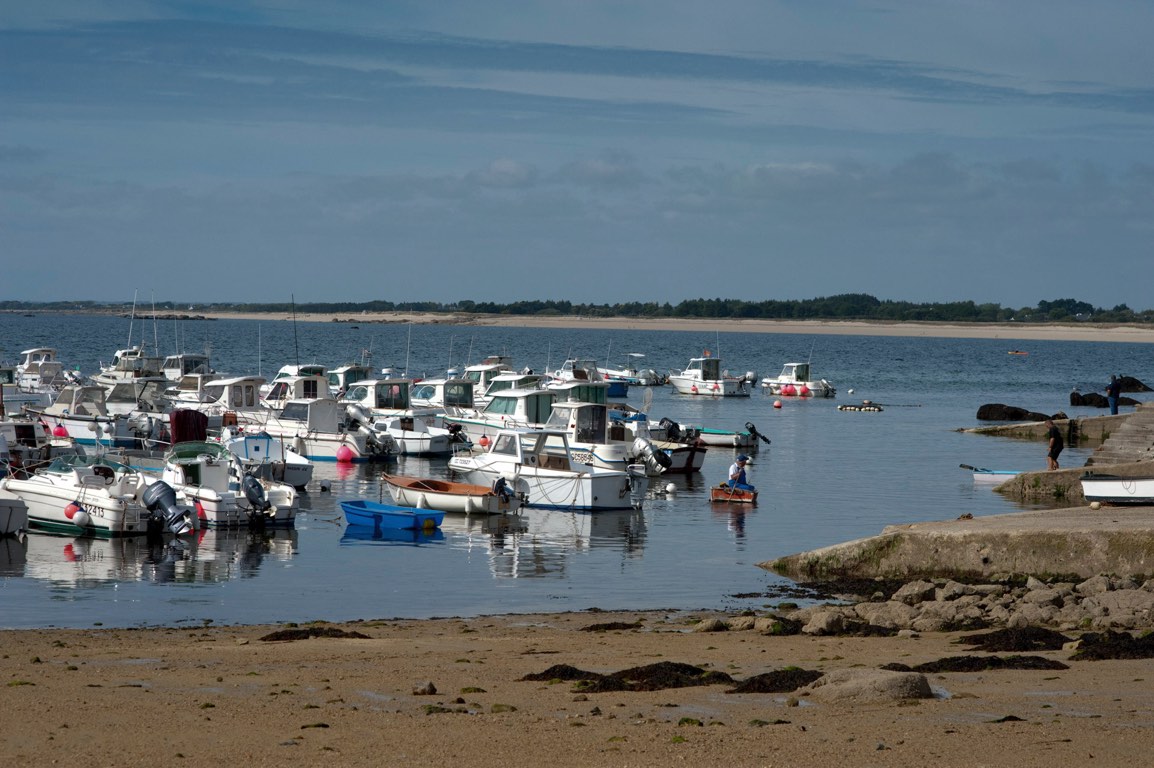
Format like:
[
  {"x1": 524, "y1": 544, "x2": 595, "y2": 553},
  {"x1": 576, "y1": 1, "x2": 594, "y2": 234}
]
[{"x1": 2, "y1": 610, "x2": 1149, "y2": 767}]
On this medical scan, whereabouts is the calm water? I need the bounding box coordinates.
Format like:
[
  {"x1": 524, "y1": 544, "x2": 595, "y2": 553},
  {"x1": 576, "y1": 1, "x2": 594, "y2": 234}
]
[{"x1": 1, "y1": 313, "x2": 1148, "y2": 629}]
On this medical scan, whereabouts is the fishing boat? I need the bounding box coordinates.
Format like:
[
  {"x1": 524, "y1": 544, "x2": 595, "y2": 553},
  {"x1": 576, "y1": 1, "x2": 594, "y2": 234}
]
[
  {"x1": 447, "y1": 428, "x2": 642, "y2": 511},
  {"x1": 709, "y1": 482, "x2": 758, "y2": 504},
  {"x1": 382, "y1": 474, "x2": 522, "y2": 515},
  {"x1": 668, "y1": 354, "x2": 752, "y2": 397},
  {"x1": 601, "y1": 353, "x2": 665, "y2": 386},
  {"x1": 340, "y1": 499, "x2": 444, "y2": 531},
  {"x1": 550, "y1": 358, "x2": 628, "y2": 398},
  {"x1": 1080, "y1": 473, "x2": 1154, "y2": 505},
  {"x1": 219, "y1": 429, "x2": 314, "y2": 490},
  {"x1": 369, "y1": 414, "x2": 458, "y2": 456},
  {"x1": 760, "y1": 362, "x2": 836, "y2": 398}
]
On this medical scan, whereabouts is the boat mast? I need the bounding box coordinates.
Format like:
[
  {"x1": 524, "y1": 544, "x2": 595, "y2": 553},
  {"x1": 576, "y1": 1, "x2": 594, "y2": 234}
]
[{"x1": 126, "y1": 289, "x2": 138, "y2": 351}]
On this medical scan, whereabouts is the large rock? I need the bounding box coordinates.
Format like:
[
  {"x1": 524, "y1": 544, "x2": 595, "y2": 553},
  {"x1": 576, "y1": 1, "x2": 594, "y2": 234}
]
[
  {"x1": 976, "y1": 404, "x2": 1065, "y2": 421},
  {"x1": 1120, "y1": 376, "x2": 1153, "y2": 393},
  {"x1": 1070, "y1": 391, "x2": 1140, "y2": 407},
  {"x1": 802, "y1": 669, "x2": 934, "y2": 704}
]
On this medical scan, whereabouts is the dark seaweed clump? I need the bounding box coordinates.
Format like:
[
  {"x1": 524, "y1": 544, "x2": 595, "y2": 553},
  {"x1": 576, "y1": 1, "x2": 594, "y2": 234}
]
[
  {"x1": 579, "y1": 621, "x2": 643, "y2": 632},
  {"x1": 958, "y1": 627, "x2": 1071, "y2": 652},
  {"x1": 905, "y1": 655, "x2": 1069, "y2": 673},
  {"x1": 1071, "y1": 630, "x2": 1154, "y2": 661},
  {"x1": 259, "y1": 627, "x2": 371, "y2": 642},
  {"x1": 520, "y1": 664, "x2": 601, "y2": 682},
  {"x1": 522, "y1": 661, "x2": 733, "y2": 693},
  {"x1": 726, "y1": 669, "x2": 823, "y2": 694}
]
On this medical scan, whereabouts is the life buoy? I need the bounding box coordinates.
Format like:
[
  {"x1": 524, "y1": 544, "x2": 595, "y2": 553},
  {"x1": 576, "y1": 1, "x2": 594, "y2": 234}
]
[{"x1": 691, "y1": 385, "x2": 698, "y2": 394}]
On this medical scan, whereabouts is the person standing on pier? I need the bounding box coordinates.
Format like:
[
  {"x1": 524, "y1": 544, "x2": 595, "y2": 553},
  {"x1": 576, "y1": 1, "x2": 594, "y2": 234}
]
[
  {"x1": 1044, "y1": 419, "x2": 1064, "y2": 471},
  {"x1": 1105, "y1": 374, "x2": 1122, "y2": 416}
]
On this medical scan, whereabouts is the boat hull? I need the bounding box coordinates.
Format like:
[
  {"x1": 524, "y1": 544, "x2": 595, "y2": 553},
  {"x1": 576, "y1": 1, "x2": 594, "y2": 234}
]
[
  {"x1": 1, "y1": 478, "x2": 153, "y2": 536},
  {"x1": 1081, "y1": 474, "x2": 1154, "y2": 505},
  {"x1": 710, "y1": 483, "x2": 758, "y2": 504},
  {"x1": 668, "y1": 376, "x2": 750, "y2": 397},
  {"x1": 340, "y1": 499, "x2": 445, "y2": 530},
  {"x1": 383, "y1": 475, "x2": 521, "y2": 515}
]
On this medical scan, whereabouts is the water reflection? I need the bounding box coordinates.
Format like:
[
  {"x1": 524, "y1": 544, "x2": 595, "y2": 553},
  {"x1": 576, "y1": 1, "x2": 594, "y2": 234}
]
[
  {"x1": 340, "y1": 522, "x2": 445, "y2": 545},
  {"x1": 12, "y1": 528, "x2": 297, "y2": 585}
]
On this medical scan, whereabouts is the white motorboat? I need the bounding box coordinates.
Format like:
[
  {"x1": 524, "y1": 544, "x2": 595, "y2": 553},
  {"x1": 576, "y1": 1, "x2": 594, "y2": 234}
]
[
  {"x1": 91, "y1": 344, "x2": 165, "y2": 387},
  {"x1": 602, "y1": 353, "x2": 666, "y2": 386},
  {"x1": 370, "y1": 414, "x2": 460, "y2": 456},
  {"x1": 26, "y1": 385, "x2": 138, "y2": 448},
  {"x1": 156, "y1": 441, "x2": 296, "y2": 527},
  {"x1": 441, "y1": 387, "x2": 558, "y2": 443},
  {"x1": 668, "y1": 354, "x2": 752, "y2": 397},
  {"x1": 15, "y1": 348, "x2": 74, "y2": 392},
  {"x1": 1, "y1": 365, "x2": 55, "y2": 416},
  {"x1": 1081, "y1": 473, "x2": 1154, "y2": 505},
  {"x1": 258, "y1": 398, "x2": 392, "y2": 462},
  {"x1": 220, "y1": 429, "x2": 314, "y2": 490},
  {"x1": 327, "y1": 362, "x2": 375, "y2": 397},
  {"x1": 0, "y1": 455, "x2": 193, "y2": 536},
  {"x1": 383, "y1": 473, "x2": 523, "y2": 515},
  {"x1": 761, "y1": 362, "x2": 836, "y2": 398},
  {"x1": 409, "y1": 377, "x2": 476, "y2": 410},
  {"x1": 550, "y1": 358, "x2": 628, "y2": 398},
  {"x1": 448, "y1": 429, "x2": 643, "y2": 511},
  {"x1": 1, "y1": 416, "x2": 79, "y2": 467}
]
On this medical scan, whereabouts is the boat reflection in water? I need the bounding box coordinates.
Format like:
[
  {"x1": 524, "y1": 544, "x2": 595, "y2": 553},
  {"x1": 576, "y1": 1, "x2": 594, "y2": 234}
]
[
  {"x1": 340, "y1": 522, "x2": 445, "y2": 546},
  {"x1": 14, "y1": 528, "x2": 297, "y2": 585},
  {"x1": 440, "y1": 508, "x2": 647, "y2": 579}
]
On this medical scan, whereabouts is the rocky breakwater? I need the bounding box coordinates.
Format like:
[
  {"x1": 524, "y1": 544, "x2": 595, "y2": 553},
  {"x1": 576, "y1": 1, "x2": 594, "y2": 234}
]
[
  {"x1": 741, "y1": 574, "x2": 1154, "y2": 635},
  {"x1": 764, "y1": 506, "x2": 1154, "y2": 582}
]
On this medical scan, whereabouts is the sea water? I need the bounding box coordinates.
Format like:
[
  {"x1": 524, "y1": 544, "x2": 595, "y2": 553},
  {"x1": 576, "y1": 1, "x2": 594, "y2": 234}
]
[{"x1": 0, "y1": 313, "x2": 1146, "y2": 629}]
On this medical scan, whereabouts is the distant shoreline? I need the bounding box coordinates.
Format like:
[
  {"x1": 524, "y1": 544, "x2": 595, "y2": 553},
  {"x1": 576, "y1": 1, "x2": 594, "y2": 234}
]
[
  {"x1": 179, "y1": 311, "x2": 1154, "y2": 343},
  {"x1": 12, "y1": 309, "x2": 1154, "y2": 342}
]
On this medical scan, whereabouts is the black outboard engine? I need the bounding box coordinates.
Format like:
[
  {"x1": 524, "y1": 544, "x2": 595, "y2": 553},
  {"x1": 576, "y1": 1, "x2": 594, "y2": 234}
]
[
  {"x1": 658, "y1": 417, "x2": 681, "y2": 441},
  {"x1": 142, "y1": 481, "x2": 193, "y2": 535},
  {"x1": 745, "y1": 421, "x2": 772, "y2": 445},
  {"x1": 447, "y1": 423, "x2": 467, "y2": 444},
  {"x1": 492, "y1": 476, "x2": 512, "y2": 501},
  {"x1": 241, "y1": 473, "x2": 275, "y2": 525}
]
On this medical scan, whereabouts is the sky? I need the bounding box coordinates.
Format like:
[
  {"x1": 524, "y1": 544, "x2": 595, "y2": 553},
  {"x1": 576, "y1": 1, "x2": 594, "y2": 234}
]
[{"x1": 2, "y1": 2, "x2": 1153, "y2": 310}]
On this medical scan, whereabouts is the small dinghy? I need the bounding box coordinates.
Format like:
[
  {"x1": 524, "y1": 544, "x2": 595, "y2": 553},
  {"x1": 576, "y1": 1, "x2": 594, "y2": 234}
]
[
  {"x1": 960, "y1": 464, "x2": 1021, "y2": 484},
  {"x1": 709, "y1": 482, "x2": 758, "y2": 504},
  {"x1": 383, "y1": 474, "x2": 521, "y2": 515},
  {"x1": 339, "y1": 499, "x2": 445, "y2": 531}
]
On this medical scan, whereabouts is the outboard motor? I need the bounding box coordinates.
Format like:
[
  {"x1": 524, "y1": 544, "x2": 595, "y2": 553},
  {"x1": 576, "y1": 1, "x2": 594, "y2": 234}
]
[
  {"x1": 447, "y1": 422, "x2": 468, "y2": 444},
  {"x1": 142, "y1": 481, "x2": 194, "y2": 535},
  {"x1": 745, "y1": 421, "x2": 772, "y2": 446},
  {"x1": 632, "y1": 437, "x2": 673, "y2": 475},
  {"x1": 657, "y1": 417, "x2": 681, "y2": 441},
  {"x1": 241, "y1": 473, "x2": 275, "y2": 523},
  {"x1": 492, "y1": 476, "x2": 512, "y2": 501}
]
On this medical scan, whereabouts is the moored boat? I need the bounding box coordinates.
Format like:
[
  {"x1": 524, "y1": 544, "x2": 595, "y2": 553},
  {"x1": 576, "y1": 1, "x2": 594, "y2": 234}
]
[
  {"x1": 340, "y1": 499, "x2": 444, "y2": 531},
  {"x1": 382, "y1": 474, "x2": 522, "y2": 515},
  {"x1": 760, "y1": 362, "x2": 836, "y2": 398},
  {"x1": 668, "y1": 354, "x2": 752, "y2": 397},
  {"x1": 1080, "y1": 473, "x2": 1154, "y2": 505}
]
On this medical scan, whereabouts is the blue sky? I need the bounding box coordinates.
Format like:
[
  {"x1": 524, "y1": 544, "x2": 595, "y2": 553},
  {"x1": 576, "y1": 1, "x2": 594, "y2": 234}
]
[{"x1": 3, "y1": 2, "x2": 1153, "y2": 309}]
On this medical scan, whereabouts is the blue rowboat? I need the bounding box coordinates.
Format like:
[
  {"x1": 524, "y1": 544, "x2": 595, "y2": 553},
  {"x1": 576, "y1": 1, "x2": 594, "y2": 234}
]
[{"x1": 339, "y1": 499, "x2": 444, "y2": 531}]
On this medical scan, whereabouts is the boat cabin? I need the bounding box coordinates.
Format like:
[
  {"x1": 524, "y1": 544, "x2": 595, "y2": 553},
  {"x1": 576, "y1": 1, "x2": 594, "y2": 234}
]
[
  {"x1": 16, "y1": 348, "x2": 66, "y2": 389},
  {"x1": 545, "y1": 401, "x2": 614, "y2": 445},
  {"x1": 104, "y1": 378, "x2": 170, "y2": 415},
  {"x1": 328, "y1": 363, "x2": 374, "y2": 396},
  {"x1": 102, "y1": 346, "x2": 164, "y2": 378},
  {"x1": 163, "y1": 441, "x2": 232, "y2": 491},
  {"x1": 264, "y1": 373, "x2": 330, "y2": 407},
  {"x1": 201, "y1": 376, "x2": 265, "y2": 411},
  {"x1": 161, "y1": 353, "x2": 213, "y2": 380},
  {"x1": 549, "y1": 380, "x2": 609, "y2": 405},
  {"x1": 41, "y1": 385, "x2": 113, "y2": 418},
  {"x1": 410, "y1": 378, "x2": 475, "y2": 409},
  {"x1": 685, "y1": 357, "x2": 723, "y2": 381},
  {"x1": 277, "y1": 398, "x2": 346, "y2": 433},
  {"x1": 777, "y1": 363, "x2": 810, "y2": 383},
  {"x1": 486, "y1": 429, "x2": 576, "y2": 473},
  {"x1": 481, "y1": 389, "x2": 556, "y2": 425},
  {"x1": 481, "y1": 372, "x2": 543, "y2": 400}
]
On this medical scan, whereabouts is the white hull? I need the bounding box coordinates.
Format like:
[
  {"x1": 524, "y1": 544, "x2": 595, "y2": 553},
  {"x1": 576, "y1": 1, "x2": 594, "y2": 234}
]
[
  {"x1": 450, "y1": 460, "x2": 634, "y2": 511},
  {"x1": 1081, "y1": 475, "x2": 1154, "y2": 504},
  {"x1": 762, "y1": 379, "x2": 836, "y2": 398},
  {"x1": 385, "y1": 480, "x2": 522, "y2": 515},
  {"x1": 1, "y1": 477, "x2": 152, "y2": 536},
  {"x1": 668, "y1": 376, "x2": 750, "y2": 397}
]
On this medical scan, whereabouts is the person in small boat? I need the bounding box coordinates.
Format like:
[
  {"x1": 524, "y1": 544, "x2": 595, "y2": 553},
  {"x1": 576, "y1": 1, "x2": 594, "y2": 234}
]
[
  {"x1": 727, "y1": 454, "x2": 754, "y2": 491},
  {"x1": 1044, "y1": 419, "x2": 1064, "y2": 471}
]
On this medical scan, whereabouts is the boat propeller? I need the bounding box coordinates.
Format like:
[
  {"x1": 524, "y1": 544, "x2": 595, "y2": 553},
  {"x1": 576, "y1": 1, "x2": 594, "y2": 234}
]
[
  {"x1": 141, "y1": 481, "x2": 194, "y2": 535},
  {"x1": 745, "y1": 421, "x2": 772, "y2": 446}
]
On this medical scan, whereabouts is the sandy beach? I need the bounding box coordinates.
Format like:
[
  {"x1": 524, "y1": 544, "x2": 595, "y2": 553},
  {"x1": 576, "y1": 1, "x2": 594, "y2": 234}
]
[
  {"x1": 2, "y1": 609, "x2": 1150, "y2": 767},
  {"x1": 187, "y1": 310, "x2": 1154, "y2": 343}
]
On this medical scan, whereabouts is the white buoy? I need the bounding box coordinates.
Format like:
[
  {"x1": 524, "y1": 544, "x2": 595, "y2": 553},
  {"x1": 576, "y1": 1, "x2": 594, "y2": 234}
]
[
  {"x1": 665, "y1": 482, "x2": 676, "y2": 494},
  {"x1": 848, "y1": 388, "x2": 855, "y2": 395}
]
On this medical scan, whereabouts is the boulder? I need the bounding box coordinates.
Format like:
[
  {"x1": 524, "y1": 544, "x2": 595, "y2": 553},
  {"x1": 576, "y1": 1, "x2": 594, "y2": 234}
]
[
  {"x1": 1119, "y1": 375, "x2": 1153, "y2": 393},
  {"x1": 802, "y1": 669, "x2": 934, "y2": 704},
  {"x1": 1070, "y1": 391, "x2": 1141, "y2": 408},
  {"x1": 976, "y1": 404, "x2": 1063, "y2": 421}
]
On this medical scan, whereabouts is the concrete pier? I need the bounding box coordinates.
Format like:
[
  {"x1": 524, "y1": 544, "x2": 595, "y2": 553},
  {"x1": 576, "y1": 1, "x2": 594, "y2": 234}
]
[{"x1": 762, "y1": 506, "x2": 1154, "y2": 582}]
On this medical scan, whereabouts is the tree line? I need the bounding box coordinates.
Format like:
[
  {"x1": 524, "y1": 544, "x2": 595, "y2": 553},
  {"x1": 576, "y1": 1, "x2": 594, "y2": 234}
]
[{"x1": 3, "y1": 295, "x2": 1149, "y2": 324}]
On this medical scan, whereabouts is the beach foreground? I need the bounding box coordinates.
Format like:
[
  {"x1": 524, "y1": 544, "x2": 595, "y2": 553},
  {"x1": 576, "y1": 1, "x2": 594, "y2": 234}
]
[{"x1": 2, "y1": 610, "x2": 1150, "y2": 767}]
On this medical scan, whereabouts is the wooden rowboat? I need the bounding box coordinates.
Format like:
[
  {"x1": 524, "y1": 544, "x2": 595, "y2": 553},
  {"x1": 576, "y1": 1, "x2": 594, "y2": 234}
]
[
  {"x1": 340, "y1": 499, "x2": 444, "y2": 531},
  {"x1": 710, "y1": 482, "x2": 758, "y2": 504},
  {"x1": 383, "y1": 474, "x2": 522, "y2": 515}
]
